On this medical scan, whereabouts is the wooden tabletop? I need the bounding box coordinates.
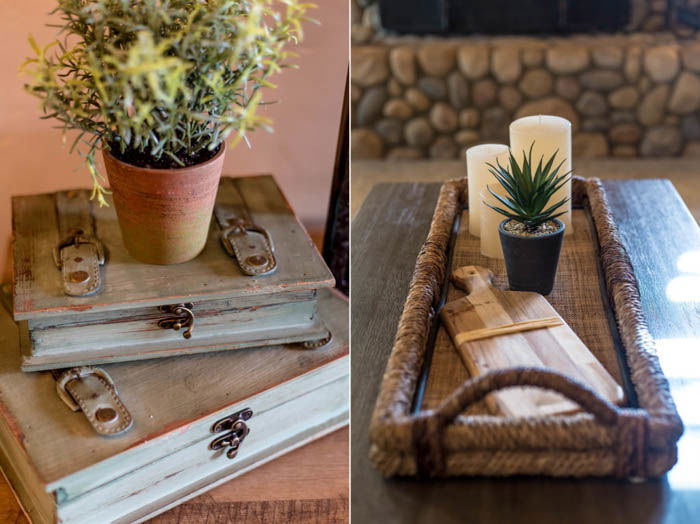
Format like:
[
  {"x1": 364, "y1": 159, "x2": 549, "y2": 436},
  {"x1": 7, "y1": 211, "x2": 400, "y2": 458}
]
[{"x1": 351, "y1": 171, "x2": 700, "y2": 523}]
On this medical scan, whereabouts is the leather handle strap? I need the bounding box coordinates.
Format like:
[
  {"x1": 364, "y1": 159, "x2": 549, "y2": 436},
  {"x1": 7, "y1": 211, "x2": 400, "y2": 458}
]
[
  {"x1": 214, "y1": 178, "x2": 276, "y2": 276},
  {"x1": 412, "y1": 367, "x2": 647, "y2": 478},
  {"x1": 53, "y1": 190, "x2": 105, "y2": 297},
  {"x1": 0, "y1": 290, "x2": 132, "y2": 438},
  {"x1": 55, "y1": 367, "x2": 133, "y2": 437}
]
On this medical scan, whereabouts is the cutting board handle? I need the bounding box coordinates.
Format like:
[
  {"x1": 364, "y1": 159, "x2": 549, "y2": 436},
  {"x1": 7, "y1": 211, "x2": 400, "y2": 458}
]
[{"x1": 451, "y1": 266, "x2": 494, "y2": 295}]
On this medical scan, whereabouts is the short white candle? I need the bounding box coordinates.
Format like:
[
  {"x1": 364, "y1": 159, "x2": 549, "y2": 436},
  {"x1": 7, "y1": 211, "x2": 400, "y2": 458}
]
[
  {"x1": 509, "y1": 115, "x2": 573, "y2": 235},
  {"x1": 466, "y1": 144, "x2": 510, "y2": 237},
  {"x1": 480, "y1": 184, "x2": 507, "y2": 259}
]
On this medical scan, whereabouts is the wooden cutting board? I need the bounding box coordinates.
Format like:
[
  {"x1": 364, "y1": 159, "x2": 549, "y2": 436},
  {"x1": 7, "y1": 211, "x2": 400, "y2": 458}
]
[{"x1": 440, "y1": 265, "x2": 624, "y2": 417}]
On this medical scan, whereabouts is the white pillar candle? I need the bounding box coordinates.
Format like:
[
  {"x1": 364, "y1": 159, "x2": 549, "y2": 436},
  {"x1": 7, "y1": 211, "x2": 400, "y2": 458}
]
[
  {"x1": 480, "y1": 184, "x2": 507, "y2": 259},
  {"x1": 466, "y1": 144, "x2": 510, "y2": 237},
  {"x1": 509, "y1": 115, "x2": 573, "y2": 235}
]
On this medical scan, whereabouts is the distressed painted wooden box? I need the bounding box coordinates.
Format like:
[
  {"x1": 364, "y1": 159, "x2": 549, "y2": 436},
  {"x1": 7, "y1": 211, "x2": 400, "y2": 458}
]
[
  {"x1": 12, "y1": 175, "x2": 334, "y2": 371},
  {"x1": 0, "y1": 288, "x2": 348, "y2": 524}
]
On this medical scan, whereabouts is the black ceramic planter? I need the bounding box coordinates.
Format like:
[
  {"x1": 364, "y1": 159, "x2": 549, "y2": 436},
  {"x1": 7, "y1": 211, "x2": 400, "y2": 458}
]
[{"x1": 498, "y1": 218, "x2": 565, "y2": 295}]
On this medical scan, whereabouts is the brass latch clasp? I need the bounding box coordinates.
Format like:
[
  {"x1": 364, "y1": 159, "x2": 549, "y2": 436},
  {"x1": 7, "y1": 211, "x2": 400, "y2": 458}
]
[
  {"x1": 210, "y1": 408, "x2": 253, "y2": 459},
  {"x1": 158, "y1": 303, "x2": 195, "y2": 339}
]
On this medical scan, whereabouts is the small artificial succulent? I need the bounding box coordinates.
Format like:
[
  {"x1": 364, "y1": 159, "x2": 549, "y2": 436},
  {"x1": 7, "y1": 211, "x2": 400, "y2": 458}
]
[{"x1": 485, "y1": 143, "x2": 571, "y2": 233}]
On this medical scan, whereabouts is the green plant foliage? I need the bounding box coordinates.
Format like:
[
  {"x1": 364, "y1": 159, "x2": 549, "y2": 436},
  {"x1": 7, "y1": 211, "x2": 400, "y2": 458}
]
[
  {"x1": 22, "y1": 0, "x2": 313, "y2": 205},
  {"x1": 485, "y1": 143, "x2": 571, "y2": 232}
]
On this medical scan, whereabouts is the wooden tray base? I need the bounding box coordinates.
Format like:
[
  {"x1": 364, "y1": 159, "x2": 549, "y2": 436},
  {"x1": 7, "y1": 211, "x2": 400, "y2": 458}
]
[{"x1": 419, "y1": 207, "x2": 629, "y2": 416}]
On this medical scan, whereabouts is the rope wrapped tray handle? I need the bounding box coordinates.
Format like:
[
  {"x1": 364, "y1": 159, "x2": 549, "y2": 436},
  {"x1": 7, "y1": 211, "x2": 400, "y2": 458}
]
[{"x1": 412, "y1": 367, "x2": 648, "y2": 478}]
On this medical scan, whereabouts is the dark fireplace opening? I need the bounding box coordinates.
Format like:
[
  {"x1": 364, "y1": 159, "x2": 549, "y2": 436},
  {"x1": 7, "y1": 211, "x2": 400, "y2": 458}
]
[{"x1": 378, "y1": 0, "x2": 633, "y2": 35}]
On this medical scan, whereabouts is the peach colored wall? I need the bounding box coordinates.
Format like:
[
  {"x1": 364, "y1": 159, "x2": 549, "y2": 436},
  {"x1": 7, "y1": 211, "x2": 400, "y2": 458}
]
[{"x1": 0, "y1": 1, "x2": 348, "y2": 279}]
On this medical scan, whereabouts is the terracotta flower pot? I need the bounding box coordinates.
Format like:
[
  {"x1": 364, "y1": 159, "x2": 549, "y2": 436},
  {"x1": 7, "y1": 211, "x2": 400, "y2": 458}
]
[{"x1": 103, "y1": 145, "x2": 226, "y2": 265}]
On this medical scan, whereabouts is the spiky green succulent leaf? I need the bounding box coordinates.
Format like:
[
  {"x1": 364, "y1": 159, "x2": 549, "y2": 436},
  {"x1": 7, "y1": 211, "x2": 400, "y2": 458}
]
[{"x1": 485, "y1": 142, "x2": 571, "y2": 232}]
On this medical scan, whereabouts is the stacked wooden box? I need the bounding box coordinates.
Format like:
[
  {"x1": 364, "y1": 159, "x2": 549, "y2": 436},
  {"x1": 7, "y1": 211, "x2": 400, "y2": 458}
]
[{"x1": 0, "y1": 175, "x2": 348, "y2": 523}]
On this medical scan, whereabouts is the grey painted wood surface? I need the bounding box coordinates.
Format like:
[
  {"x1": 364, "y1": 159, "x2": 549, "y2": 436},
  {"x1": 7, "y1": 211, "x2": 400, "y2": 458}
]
[
  {"x1": 13, "y1": 175, "x2": 333, "y2": 319},
  {"x1": 21, "y1": 292, "x2": 326, "y2": 370},
  {"x1": 0, "y1": 288, "x2": 348, "y2": 495},
  {"x1": 351, "y1": 179, "x2": 700, "y2": 524},
  {"x1": 13, "y1": 174, "x2": 334, "y2": 368}
]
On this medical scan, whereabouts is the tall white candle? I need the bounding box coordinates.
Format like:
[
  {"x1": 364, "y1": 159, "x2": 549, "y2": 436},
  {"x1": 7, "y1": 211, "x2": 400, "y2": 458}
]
[
  {"x1": 509, "y1": 115, "x2": 573, "y2": 234},
  {"x1": 480, "y1": 184, "x2": 506, "y2": 259},
  {"x1": 466, "y1": 144, "x2": 510, "y2": 237}
]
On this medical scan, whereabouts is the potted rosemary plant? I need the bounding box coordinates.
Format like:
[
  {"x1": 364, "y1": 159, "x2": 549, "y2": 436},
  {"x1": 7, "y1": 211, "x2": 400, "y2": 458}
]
[
  {"x1": 486, "y1": 145, "x2": 571, "y2": 295},
  {"x1": 23, "y1": 0, "x2": 310, "y2": 264}
]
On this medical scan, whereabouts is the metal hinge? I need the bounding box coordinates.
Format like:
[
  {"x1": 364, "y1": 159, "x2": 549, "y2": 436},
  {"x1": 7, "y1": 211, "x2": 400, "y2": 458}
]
[{"x1": 209, "y1": 408, "x2": 253, "y2": 459}]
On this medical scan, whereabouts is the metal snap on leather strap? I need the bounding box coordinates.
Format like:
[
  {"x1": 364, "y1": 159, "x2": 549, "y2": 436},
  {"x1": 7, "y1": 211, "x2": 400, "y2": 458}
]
[
  {"x1": 214, "y1": 178, "x2": 277, "y2": 276},
  {"x1": 219, "y1": 220, "x2": 277, "y2": 276},
  {"x1": 53, "y1": 190, "x2": 106, "y2": 297},
  {"x1": 55, "y1": 366, "x2": 133, "y2": 437}
]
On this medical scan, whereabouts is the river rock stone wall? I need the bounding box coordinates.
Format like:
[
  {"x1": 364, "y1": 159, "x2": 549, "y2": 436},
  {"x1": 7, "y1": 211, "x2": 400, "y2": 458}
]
[{"x1": 351, "y1": 35, "x2": 700, "y2": 159}]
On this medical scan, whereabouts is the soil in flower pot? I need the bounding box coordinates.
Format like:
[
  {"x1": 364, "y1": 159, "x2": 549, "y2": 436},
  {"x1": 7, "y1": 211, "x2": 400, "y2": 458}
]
[
  {"x1": 103, "y1": 144, "x2": 226, "y2": 265},
  {"x1": 498, "y1": 218, "x2": 565, "y2": 295}
]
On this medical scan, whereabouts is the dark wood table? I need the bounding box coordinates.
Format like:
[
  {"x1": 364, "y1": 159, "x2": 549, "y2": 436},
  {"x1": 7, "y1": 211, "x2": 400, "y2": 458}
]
[{"x1": 351, "y1": 179, "x2": 700, "y2": 523}]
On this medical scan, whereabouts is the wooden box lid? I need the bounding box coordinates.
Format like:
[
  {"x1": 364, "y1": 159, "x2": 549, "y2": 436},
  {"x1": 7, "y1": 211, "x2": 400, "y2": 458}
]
[
  {"x1": 0, "y1": 288, "x2": 348, "y2": 507},
  {"x1": 12, "y1": 175, "x2": 334, "y2": 320}
]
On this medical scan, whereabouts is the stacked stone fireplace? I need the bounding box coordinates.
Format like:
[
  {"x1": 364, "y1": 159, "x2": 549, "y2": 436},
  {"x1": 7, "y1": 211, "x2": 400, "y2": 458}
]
[{"x1": 351, "y1": 0, "x2": 700, "y2": 159}]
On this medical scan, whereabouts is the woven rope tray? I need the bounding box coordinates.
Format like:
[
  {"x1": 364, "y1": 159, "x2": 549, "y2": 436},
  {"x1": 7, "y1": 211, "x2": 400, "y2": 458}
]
[{"x1": 369, "y1": 176, "x2": 683, "y2": 479}]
